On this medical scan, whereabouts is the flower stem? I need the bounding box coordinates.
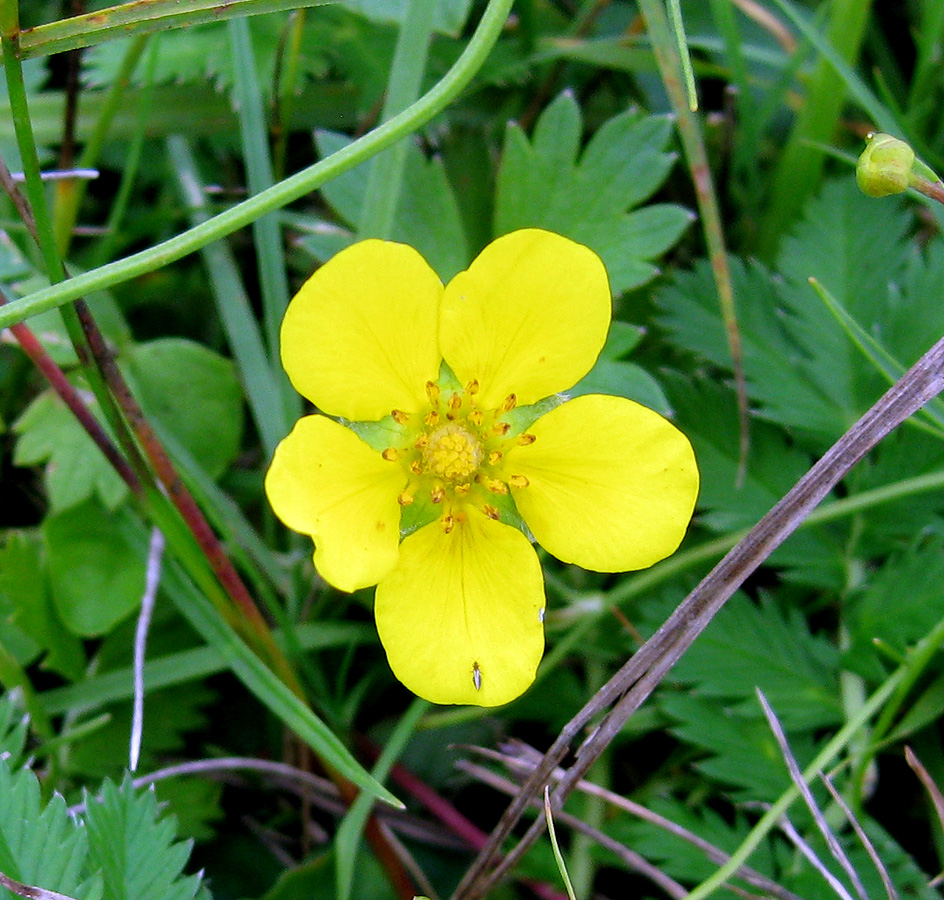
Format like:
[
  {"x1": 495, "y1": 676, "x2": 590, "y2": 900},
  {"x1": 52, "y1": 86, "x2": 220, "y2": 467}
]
[{"x1": 636, "y1": 0, "x2": 749, "y2": 483}]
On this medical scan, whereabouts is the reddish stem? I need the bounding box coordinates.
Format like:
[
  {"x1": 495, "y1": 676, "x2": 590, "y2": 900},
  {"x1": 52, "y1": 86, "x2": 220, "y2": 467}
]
[{"x1": 0, "y1": 287, "x2": 141, "y2": 494}]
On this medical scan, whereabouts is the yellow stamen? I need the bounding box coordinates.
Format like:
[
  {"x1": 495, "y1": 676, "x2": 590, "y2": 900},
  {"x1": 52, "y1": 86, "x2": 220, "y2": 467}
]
[
  {"x1": 431, "y1": 486, "x2": 445, "y2": 504},
  {"x1": 381, "y1": 448, "x2": 399, "y2": 462},
  {"x1": 501, "y1": 393, "x2": 517, "y2": 412},
  {"x1": 469, "y1": 410, "x2": 484, "y2": 426},
  {"x1": 482, "y1": 504, "x2": 500, "y2": 520},
  {"x1": 466, "y1": 379, "x2": 480, "y2": 395},
  {"x1": 442, "y1": 514, "x2": 455, "y2": 534},
  {"x1": 409, "y1": 460, "x2": 423, "y2": 475},
  {"x1": 477, "y1": 475, "x2": 508, "y2": 495},
  {"x1": 414, "y1": 433, "x2": 429, "y2": 450},
  {"x1": 454, "y1": 483, "x2": 471, "y2": 497},
  {"x1": 397, "y1": 490, "x2": 415, "y2": 506},
  {"x1": 391, "y1": 409, "x2": 409, "y2": 425},
  {"x1": 426, "y1": 381, "x2": 440, "y2": 404},
  {"x1": 488, "y1": 450, "x2": 502, "y2": 465},
  {"x1": 492, "y1": 422, "x2": 511, "y2": 436},
  {"x1": 509, "y1": 474, "x2": 530, "y2": 489},
  {"x1": 517, "y1": 432, "x2": 536, "y2": 445},
  {"x1": 424, "y1": 410, "x2": 440, "y2": 427}
]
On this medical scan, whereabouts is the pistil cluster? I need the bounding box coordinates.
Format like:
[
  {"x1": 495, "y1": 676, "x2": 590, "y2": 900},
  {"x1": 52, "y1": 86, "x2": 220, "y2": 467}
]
[{"x1": 383, "y1": 379, "x2": 534, "y2": 531}]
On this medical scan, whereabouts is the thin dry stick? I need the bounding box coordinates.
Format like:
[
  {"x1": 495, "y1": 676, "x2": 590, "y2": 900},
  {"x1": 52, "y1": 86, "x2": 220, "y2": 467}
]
[
  {"x1": 130, "y1": 527, "x2": 165, "y2": 773},
  {"x1": 472, "y1": 740, "x2": 803, "y2": 900},
  {"x1": 777, "y1": 817, "x2": 856, "y2": 900},
  {"x1": 756, "y1": 689, "x2": 867, "y2": 900},
  {"x1": 452, "y1": 330, "x2": 944, "y2": 900},
  {"x1": 458, "y1": 761, "x2": 689, "y2": 900},
  {"x1": 820, "y1": 773, "x2": 900, "y2": 900}
]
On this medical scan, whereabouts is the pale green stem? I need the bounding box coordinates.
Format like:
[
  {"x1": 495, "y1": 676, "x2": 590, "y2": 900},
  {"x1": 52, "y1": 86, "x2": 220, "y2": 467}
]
[{"x1": 0, "y1": 0, "x2": 515, "y2": 329}]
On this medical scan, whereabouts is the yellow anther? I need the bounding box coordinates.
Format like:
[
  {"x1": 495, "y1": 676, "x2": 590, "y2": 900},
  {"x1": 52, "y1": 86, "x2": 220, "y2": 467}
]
[
  {"x1": 381, "y1": 448, "x2": 399, "y2": 462},
  {"x1": 454, "y1": 483, "x2": 471, "y2": 497},
  {"x1": 426, "y1": 381, "x2": 440, "y2": 404},
  {"x1": 488, "y1": 450, "x2": 502, "y2": 466},
  {"x1": 397, "y1": 490, "x2": 415, "y2": 506},
  {"x1": 442, "y1": 514, "x2": 455, "y2": 534},
  {"x1": 509, "y1": 474, "x2": 530, "y2": 489},
  {"x1": 482, "y1": 504, "x2": 500, "y2": 520},
  {"x1": 424, "y1": 410, "x2": 440, "y2": 427},
  {"x1": 414, "y1": 433, "x2": 429, "y2": 450},
  {"x1": 466, "y1": 379, "x2": 480, "y2": 395},
  {"x1": 517, "y1": 432, "x2": 536, "y2": 445},
  {"x1": 469, "y1": 410, "x2": 484, "y2": 426},
  {"x1": 478, "y1": 475, "x2": 507, "y2": 495},
  {"x1": 391, "y1": 409, "x2": 410, "y2": 425},
  {"x1": 409, "y1": 460, "x2": 423, "y2": 475},
  {"x1": 492, "y1": 422, "x2": 511, "y2": 436},
  {"x1": 431, "y1": 486, "x2": 446, "y2": 504},
  {"x1": 449, "y1": 392, "x2": 462, "y2": 411},
  {"x1": 501, "y1": 393, "x2": 517, "y2": 412}
]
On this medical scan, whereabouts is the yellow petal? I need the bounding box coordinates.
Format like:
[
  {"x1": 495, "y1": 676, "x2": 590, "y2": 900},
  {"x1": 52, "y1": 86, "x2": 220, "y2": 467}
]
[
  {"x1": 440, "y1": 229, "x2": 611, "y2": 409},
  {"x1": 374, "y1": 508, "x2": 545, "y2": 707},
  {"x1": 281, "y1": 240, "x2": 442, "y2": 421},
  {"x1": 265, "y1": 415, "x2": 405, "y2": 592},
  {"x1": 506, "y1": 394, "x2": 698, "y2": 572}
]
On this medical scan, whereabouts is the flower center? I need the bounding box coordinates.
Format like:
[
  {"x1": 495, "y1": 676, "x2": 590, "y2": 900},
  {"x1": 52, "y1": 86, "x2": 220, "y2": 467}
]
[
  {"x1": 423, "y1": 423, "x2": 483, "y2": 481},
  {"x1": 382, "y1": 377, "x2": 535, "y2": 531}
]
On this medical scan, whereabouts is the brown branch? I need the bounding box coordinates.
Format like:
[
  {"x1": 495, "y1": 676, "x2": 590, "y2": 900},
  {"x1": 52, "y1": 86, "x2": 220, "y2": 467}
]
[{"x1": 452, "y1": 330, "x2": 944, "y2": 899}]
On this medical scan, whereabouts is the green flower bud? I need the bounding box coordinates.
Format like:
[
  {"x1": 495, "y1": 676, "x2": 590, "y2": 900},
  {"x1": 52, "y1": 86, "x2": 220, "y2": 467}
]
[{"x1": 856, "y1": 133, "x2": 915, "y2": 197}]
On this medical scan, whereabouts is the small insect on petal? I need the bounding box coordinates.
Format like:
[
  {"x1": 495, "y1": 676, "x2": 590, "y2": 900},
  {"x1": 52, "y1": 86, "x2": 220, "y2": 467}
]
[{"x1": 472, "y1": 661, "x2": 482, "y2": 691}]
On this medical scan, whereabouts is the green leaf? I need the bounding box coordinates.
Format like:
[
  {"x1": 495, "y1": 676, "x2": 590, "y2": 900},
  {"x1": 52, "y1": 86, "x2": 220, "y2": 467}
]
[
  {"x1": 775, "y1": 178, "x2": 913, "y2": 425},
  {"x1": 311, "y1": 129, "x2": 469, "y2": 280},
  {"x1": 494, "y1": 92, "x2": 691, "y2": 293},
  {"x1": 661, "y1": 692, "x2": 818, "y2": 800},
  {"x1": 0, "y1": 696, "x2": 29, "y2": 768},
  {"x1": 657, "y1": 256, "x2": 843, "y2": 444},
  {"x1": 606, "y1": 797, "x2": 774, "y2": 895},
  {"x1": 13, "y1": 389, "x2": 128, "y2": 512},
  {"x1": 658, "y1": 178, "x2": 922, "y2": 446},
  {"x1": 120, "y1": 338, "x2": 244, "y2": 481},
  {"x1": 0, "y1": 759, "x2": 89, "y2": 897},
  {"x1": 152, "y1": 778, "x2": 223, "y2": 842},
  {"x1": 44, "y1": 498, "x2": 146, "y2": 637},
  {"x1": 669, "y1": 593, "x2": 842, "y2": 731},
  {"x1": 663, "y1": 374, "x2": 845, "y2": 588},
  {"x1": 83, "y1": 776, "x2": 205, "y2": 900},
  {"x1": 569, "y1": 360, "x2": 672, "y2": 415},
  {"x1": 846, "y1": 536, "x2": 944, "y2": 681},
  {"x1": 0, "y1": 531, "x2": 85, "y2": 679}
]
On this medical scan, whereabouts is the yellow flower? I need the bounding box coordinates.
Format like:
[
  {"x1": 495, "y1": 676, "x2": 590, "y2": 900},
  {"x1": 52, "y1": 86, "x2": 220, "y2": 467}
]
[{"x1": 265, "y1": 229, "x2": 699, "y2": 707}]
